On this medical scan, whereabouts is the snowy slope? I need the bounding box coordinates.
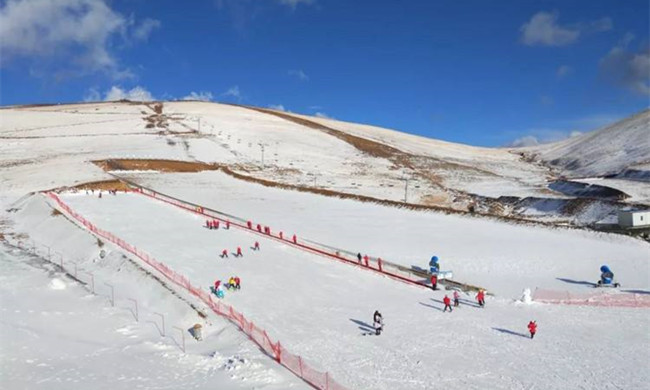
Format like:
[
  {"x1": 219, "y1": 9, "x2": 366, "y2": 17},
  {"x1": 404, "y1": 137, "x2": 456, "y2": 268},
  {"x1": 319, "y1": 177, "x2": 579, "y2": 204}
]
[
  {"x1": 46, "y1": 191, "x2": 650, "y2": 390},
  {"x1": 528, "y1": 109, "x2": 650, "y2": 178},
  {"x1": 0, "y1": 241, "x2": 305, "y2": 390}
]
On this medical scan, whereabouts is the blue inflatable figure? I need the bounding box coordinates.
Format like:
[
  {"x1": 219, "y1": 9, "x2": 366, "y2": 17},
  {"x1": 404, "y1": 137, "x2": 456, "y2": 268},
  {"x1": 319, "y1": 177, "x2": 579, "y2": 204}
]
[
  {"x1": 429, "y1": 256, "x2": 439, "y2": 274},
  {"x1": 597, "y1": 265, "x2": 620, "y2": 288}
]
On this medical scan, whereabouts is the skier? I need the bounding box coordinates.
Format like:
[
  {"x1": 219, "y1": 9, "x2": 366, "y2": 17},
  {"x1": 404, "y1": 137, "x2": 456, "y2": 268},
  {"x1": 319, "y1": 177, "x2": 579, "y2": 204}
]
[
  {"x1": 253, "y1": 241, "x2": 260, "y2": 251},
  {"x1": 528, "y1": 320, "x2": 537, "y2": 339},
  {"x1": 227, "y1": 276, "x2": 236, "y2": 290},
  {"x1": 279, "y1": 231, "x2": 284, "y2": 240},
  {"x1": 214, "y1": 220, "x2": 220, "y2": 229},
  {"x1": 206, "y1": 220, "x2": 212, "y2": 229},
  {"x1": 247, "y1": 221, "x2": 252, "y2": 229},
  {"x1": 214, "y1": 279, "x2": 221, "y2": 291},
  {"x1": 443, "y1": 295, "x2": 453, "y2": 312},
  {"x1": 235, "y1": 246, "x2": 243, "y2": 257},
  {"x1": 220, "y1": 249, "x2": 228, "y2": 258},
  {"x1": 257, "y1": 224, "x2": 262, "y2": 232},
  {"x1": 363, "y1": 255, "x2": 369, "y2": 266},
  {"x1": 292, "y1": 234, "x2": 297, "y2": 244},
  {"x1": 453, "y1": 290, "x2": 460, "y2": 307},
  {"x1": 357, "y1": 253, "x2": 362, "y2": 263},
  {"x1": 476, "y1": 289, "x2": 485, "y2": 307},
  {"x1": 234, "y1": 276, "x2": 241, "y2": 290},
  {"x1": 430, "y1": 274, "x2": 438, "y2": 291},
  {"x1": 373, "y1": 311, "x2": 383, "y2": 335},
  {"x1": 226, "y1": 220, "x2": 231, "y2": 229}
]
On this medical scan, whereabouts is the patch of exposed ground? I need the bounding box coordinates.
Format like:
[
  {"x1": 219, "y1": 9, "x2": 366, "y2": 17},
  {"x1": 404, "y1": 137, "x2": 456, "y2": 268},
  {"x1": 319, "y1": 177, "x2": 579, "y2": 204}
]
[
  {"x1": 69, "y1": 179, "x2": 132, "y2": 192},
  {"x1": 93, "y1": 159, "x2": 219, "y2": 173}
]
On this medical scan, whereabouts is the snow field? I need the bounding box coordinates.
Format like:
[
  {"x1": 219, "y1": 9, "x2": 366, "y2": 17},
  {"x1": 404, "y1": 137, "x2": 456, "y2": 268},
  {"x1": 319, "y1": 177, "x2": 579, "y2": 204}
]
[
  {"x1": 1, "y1": 196, "x2": 307, "y2": 390},
  {"x1": 124, "y1": 170, "x2": 650, "y2": 297},
  {"x1": 58, "y1": 192, "x2": 650, "y2": 390}
]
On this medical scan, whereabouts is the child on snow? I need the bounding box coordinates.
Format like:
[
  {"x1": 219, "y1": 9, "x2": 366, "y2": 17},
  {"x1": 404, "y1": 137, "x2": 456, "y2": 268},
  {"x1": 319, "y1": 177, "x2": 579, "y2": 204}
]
[
  {"x1": 476, "y1": 289, "x2": 485, "y2": 307},
  {"x1": 373, "y1": 311, "x2": 383, "y2": 335},
  {"x1": 453, "y1": 290, "x2": 460, "y2": 307},
  {"x1": 528, "y1": 321, "x2": 537, "y2": 339},
  {"x1": 431, "y1": 274, "x2": 438, "y2": 291},
  {"x1": 443, "y1": 295, "x2": 453, "y2": 312}
]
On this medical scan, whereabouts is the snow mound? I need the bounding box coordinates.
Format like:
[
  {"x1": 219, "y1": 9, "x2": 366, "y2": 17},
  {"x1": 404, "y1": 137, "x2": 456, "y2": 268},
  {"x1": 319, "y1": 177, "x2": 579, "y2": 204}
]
[{"x1": 48, "y1": 278, "x2": 66, "y2": 290}]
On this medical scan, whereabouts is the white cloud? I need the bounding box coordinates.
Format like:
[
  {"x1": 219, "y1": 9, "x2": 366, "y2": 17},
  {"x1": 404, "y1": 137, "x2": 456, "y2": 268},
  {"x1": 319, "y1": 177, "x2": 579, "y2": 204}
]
[
  {"x1": 314, "y1": 112, "x2": 331, "y2": 119},
  {"x1": 0, "y1": 0, "x2": 160, "y2": 78},
  {"x1": 278, "y1": 0, "x2": 315, "y2": 9},
  {"x1": 520, "y1": 12, "x2": 579, "y2": 46},
  {"x1": 182, "y1": 91, "x2": 214, "y2": 101},
  {"x1": 221, "y1": 85, "x2": 242, "y2": 100},
  {"x1": 510, "y1": 129, "x2": 583, "y2": 148},
  {"x1": 104, "y1": 86, "x2": 154, "y2": 101},
  {"x1": 599, "y1": 33, "x2": 650, "y2": 95},
  {"x1": 520, "y1": 12, "x2": 612, "y2": 47},
  {"x1": 83, "y1": 88, "x2": 101, "y2": 102},
  {"x1": 132, "y1": 18, "x2": 161, "y2": 42},
  {"x1": 556, "y1": 65, "x2": 573, "y2": 78},
  {"x1": 268, "y1": 104, "x2": 286, "y2": 111},
  {"x1": 288, "y1": 69, "x2": 309, "y2": 81}
]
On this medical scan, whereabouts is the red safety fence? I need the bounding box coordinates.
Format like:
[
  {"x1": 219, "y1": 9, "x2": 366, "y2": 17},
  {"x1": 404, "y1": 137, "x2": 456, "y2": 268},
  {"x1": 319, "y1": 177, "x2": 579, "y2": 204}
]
[
  {"x1": 44, "y1": 192, "x2": 349, "y2": 390},
  {"x1": 128, "y1": 186, "x2": 433, "y2": 290},
  {"x1": 532, "y1": 288, "x2": 650, "y2": 308}
]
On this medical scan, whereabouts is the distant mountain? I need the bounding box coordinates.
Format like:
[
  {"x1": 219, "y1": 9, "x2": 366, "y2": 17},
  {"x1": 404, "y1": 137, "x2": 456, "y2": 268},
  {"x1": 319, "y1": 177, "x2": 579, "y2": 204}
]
[{"x1": 528, "y1": 110, "x2": 650, "y2": 178}]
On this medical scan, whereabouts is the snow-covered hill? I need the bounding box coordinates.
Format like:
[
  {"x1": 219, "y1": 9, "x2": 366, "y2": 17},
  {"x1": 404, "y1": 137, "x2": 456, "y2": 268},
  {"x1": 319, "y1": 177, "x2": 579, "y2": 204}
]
[
  {"x1": 528, "y1": 109, "x2": 650, "y2": 178},
  {"x1": 1, "y1": 100, "x2": 649, "y2": 390}
]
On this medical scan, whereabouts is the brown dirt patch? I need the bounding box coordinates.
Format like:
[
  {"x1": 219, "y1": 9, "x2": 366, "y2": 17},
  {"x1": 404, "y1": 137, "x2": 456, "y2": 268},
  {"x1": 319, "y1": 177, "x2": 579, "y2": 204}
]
[
  {"x1": 70, "y1": 179, "x2": 133, "y2": 191},
  {"x1": 93, "y1": 159, "x2": 219, "y2": 173}
]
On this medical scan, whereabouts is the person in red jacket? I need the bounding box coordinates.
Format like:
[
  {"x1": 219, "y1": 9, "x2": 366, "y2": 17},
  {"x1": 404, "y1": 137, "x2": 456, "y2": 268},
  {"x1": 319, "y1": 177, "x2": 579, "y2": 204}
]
[
  {"x1": 214, "y1": 220, "x2": 220, "y2": 229},
  {"x1": 214, "y1": 280, "x2": 221, "y2": 290},
  {"x1": 443, "y1": 295, "x2": 453, "y2": 312},
  {"x1": 234, "y1": 276, "x2": 241, "y2": 290},
  {"x1": 476, "y1": 289, "x2": 485, "y2": 307},
  {"x1": 292, "y1": 234, "x2": 297, "y2": 244},
  {"x1": 226, "y1": 220, "x2": 231, "y2": 229},
  {"x1": 220, "y1": 249, "x2": 228, "y2": 258},
  {"x1": 235, "y1": 246, "x2": 243, "y2": 257},
  {"x1": 247, "y1": 221, "x2": 252, "y2": 229},
  {"x1": 528, "y1": 321, "x2": 537, "y2": 339},
  {"x1": 253, "y1": 241, "x2": 260, "y2": 251},
  {"x1": 430, "y1": 274, "x2": 438, "y2": 291}
]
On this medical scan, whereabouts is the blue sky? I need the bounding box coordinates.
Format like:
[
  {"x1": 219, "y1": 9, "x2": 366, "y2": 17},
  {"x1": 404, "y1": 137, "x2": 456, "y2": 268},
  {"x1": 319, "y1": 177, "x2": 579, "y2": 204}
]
[{"x1": 1, "y1": 0, "x2": 648, "y2": 146}]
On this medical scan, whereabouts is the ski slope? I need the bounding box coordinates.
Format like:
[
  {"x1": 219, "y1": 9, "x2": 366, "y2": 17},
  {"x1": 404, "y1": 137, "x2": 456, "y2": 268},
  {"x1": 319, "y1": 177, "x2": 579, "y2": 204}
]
[
  {"x1": 122, "y1": 170, "x2": 650, "y2": 297},
  {"x1": 56, "y1": 191, "x2": 650, "y2": 390}
]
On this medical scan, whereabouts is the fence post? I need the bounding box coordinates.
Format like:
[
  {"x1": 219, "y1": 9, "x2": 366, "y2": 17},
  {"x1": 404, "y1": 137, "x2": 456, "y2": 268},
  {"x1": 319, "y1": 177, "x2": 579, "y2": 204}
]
[
  {"x1": 104, "y1": 283, "x2": 114, "y2": 306},
  {"x1": 173, "y1": 326, "x2": 185, "y2": 353},
  {"x1": 154, "y1": 312, "x2": 165, "y2": 337},
  {"x1": 128, "y1": 298, "x2": 138, "y2": 322},
  {"x1": 83, "y1": 271, "x2": 94, "y2": 293}
]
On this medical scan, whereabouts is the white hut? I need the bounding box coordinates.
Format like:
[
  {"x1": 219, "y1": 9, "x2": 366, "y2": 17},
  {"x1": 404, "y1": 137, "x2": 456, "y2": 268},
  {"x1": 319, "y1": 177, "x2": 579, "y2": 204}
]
[{"x1": 617, "y1": 210, "x2": 650, "y2": 228}]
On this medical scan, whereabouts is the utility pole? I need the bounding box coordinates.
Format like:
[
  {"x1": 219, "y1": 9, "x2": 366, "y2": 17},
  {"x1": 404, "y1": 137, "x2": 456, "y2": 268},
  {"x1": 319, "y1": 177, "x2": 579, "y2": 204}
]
[
  {"x1": 402, "y1": 176, "x2": 409, "y2": 203},
  {"x1": 258, "y1": 143, "x2": 265, "y2": 169}
]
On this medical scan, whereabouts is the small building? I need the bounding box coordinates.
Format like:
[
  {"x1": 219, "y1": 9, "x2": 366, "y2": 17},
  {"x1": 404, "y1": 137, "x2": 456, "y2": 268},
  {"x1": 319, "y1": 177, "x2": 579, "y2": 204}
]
[{"x1": 618, "y1": 210, "x2": 650, "y2": 228}]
